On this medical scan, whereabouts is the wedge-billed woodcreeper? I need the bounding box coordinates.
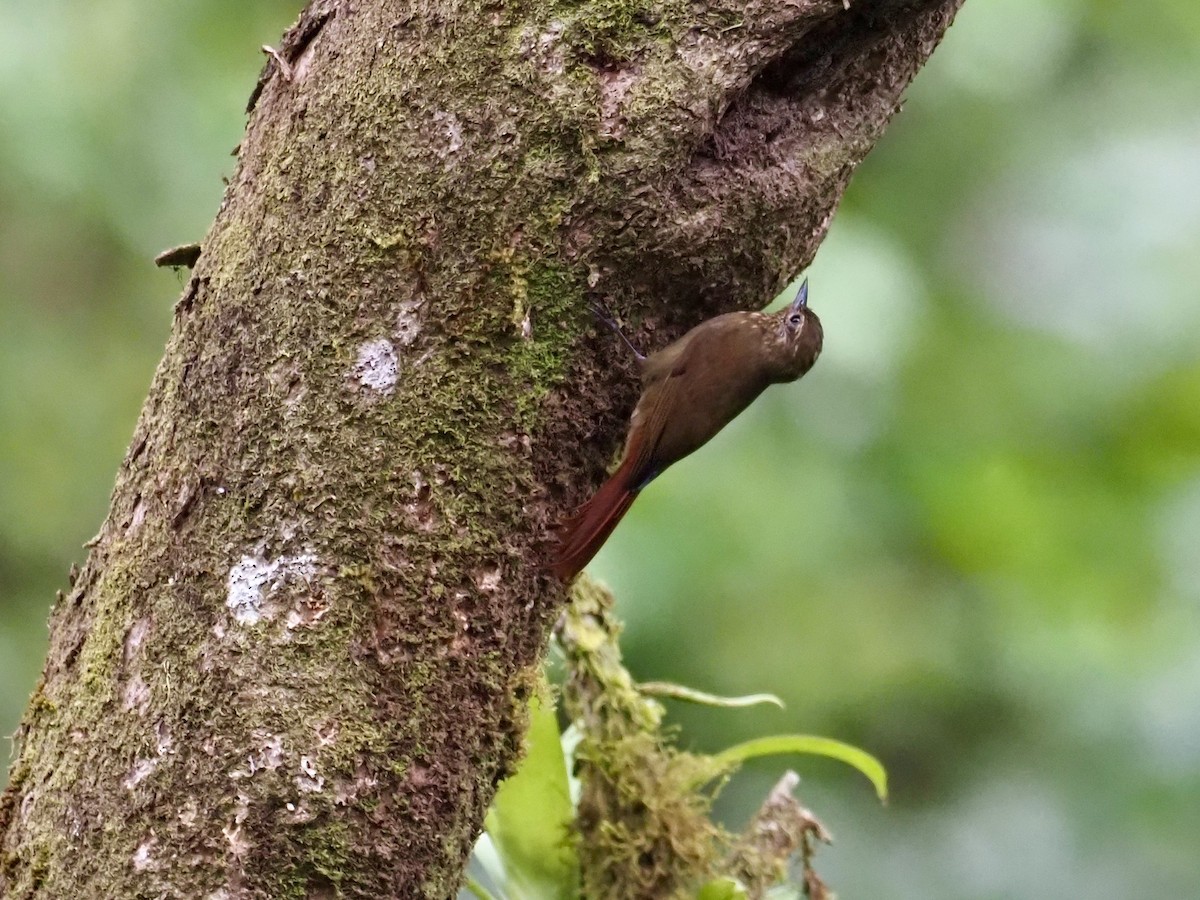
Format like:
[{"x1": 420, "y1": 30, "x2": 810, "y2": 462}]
[{"x1": 549, "y1": 280, "x2": 823, "y2": 580}]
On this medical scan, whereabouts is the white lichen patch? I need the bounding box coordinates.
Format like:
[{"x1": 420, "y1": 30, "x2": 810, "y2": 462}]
[
  {"x1": 226, "y1": 557, "x2": 273, "y2": 625},
  {"x1": 132, "y1": 835, "x2": 158, "y2": 872},
  {"x1": 226, "y1": 551, "x2": 318, "y2": 626},
  {"x1": 352, "y1": 337, "x2": 399, "y2": 393}
]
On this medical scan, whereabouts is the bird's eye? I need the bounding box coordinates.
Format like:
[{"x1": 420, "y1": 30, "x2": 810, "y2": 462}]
[{"x1": 788, "y1": 313, "x2": 803, "y2": 329}]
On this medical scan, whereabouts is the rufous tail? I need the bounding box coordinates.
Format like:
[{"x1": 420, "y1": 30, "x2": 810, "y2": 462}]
[{"x1": 548, "y1": 458, "x2": 641, "y2": 581}]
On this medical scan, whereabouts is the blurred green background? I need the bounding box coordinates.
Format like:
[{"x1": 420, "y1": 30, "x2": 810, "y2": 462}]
[{"x1": 3, "y1": 2, "x2": 1198, "y2": 897}]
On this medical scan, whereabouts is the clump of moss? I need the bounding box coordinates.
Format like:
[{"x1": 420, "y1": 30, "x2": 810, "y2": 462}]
[
  {"x1": 557, "y1": 578, "x2": 835, "y2": 899},
  {"x1": 558, "y1": 579, "x2": 725, "y2": 898}
]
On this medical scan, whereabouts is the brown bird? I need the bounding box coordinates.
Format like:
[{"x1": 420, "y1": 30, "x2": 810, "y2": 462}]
[{"x1": 550, "y1": 279, "x2": 824, "y2": 580}]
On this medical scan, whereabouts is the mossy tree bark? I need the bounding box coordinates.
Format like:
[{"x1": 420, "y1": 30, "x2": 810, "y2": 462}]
[{"x1": 0, "y1": 0, "x2": 963, "y2": 896}]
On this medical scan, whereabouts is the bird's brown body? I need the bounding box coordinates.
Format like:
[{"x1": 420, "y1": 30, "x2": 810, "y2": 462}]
[{"x1": 550, "y1": 281, "x2": 823, "y2": 580}]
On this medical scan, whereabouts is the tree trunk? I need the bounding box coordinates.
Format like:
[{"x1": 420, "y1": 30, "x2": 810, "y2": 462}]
[{"x1": 0, "y1": 0, "x2": 963, "y2": 896}]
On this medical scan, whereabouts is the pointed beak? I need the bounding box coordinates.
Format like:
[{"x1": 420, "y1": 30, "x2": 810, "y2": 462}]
[{"x1": 788, "y1": 278, "x2": 809, "y2": 312}]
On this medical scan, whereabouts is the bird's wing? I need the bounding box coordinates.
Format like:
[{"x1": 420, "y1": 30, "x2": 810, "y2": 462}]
[
  {"x1": 547, "y1": 333, "x2": 699, "y2": 579},
  {"x1": 639, "y1": 330, "x2": 693, "y2": 388},
  {"x1": 624, "y1": 335, "x2": 698, "y2": 489}
]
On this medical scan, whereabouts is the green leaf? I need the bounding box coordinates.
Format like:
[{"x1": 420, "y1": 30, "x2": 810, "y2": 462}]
[
  {"x1": 481, "y1": 690, "x2": 580, "y2": 900},
  {"x1": 707, "y1": 735, "x2": 888, "y2": 803},
  {"x1": 638, "y1": 681, "x2": 785, "y2": 710},
  {"x1": 696, "y1": 877, "x2": 751, "y2": 900},
  {"x1": 463, "y1": 874, "x2": 500, "y2": 900}
]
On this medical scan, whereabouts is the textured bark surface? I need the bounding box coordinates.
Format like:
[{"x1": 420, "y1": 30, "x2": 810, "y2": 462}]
[{"x1": 0, "y1": 0, "x2": 963, "y2": 896}]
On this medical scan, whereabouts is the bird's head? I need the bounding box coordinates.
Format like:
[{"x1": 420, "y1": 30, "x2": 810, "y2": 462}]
[{"x1": 772, "y1": 278, "x2": 823, "y2": 380}]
